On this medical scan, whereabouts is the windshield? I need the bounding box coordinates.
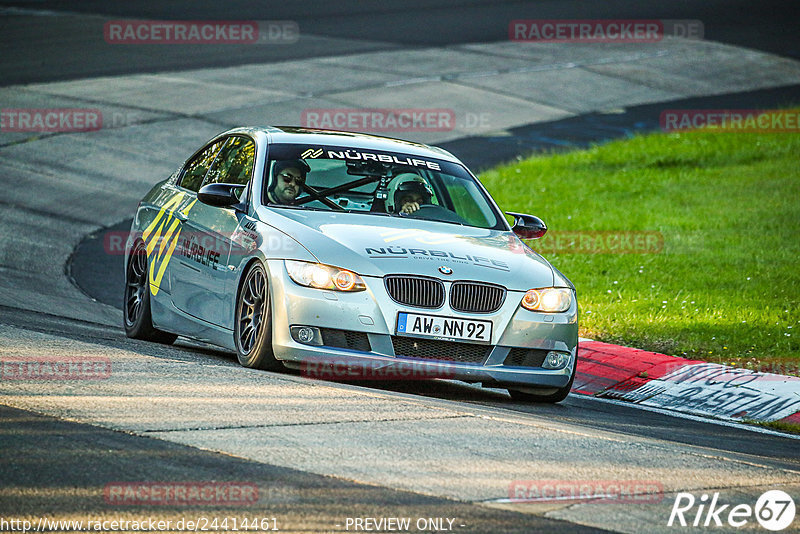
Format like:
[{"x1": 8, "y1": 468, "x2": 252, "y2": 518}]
[{"x1": 263, "y1": 144, "x2": 504, "y2": 230}]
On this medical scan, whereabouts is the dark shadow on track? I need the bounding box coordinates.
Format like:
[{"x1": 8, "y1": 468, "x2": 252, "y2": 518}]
[{"x1": 0, "y1": 404, "x2": 609, "y2": 533}]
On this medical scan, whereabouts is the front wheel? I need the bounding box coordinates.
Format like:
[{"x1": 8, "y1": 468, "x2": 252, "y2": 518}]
[
  {"x1": 123, "y1": 241, "x2": 177, "y2": 344},
  {"x1": 234, "y1": 262, "x2": 282, "y2": 370}
]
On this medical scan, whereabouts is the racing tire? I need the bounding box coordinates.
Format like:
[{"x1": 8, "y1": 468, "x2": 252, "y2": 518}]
[
  {"x1": 123, "y1": 241, "x2": 178, "y2": 344},
  {"x1": 234, "y1": 262, "x2": 282, "y2": 370},
  {"x1": 507, "y1": 350, "x2": 577, "y2": 404}
]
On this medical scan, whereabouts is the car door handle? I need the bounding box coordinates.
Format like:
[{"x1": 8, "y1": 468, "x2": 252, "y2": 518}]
[{"x1": 174, "y1": 211, "x2": 188, "y2": 222}]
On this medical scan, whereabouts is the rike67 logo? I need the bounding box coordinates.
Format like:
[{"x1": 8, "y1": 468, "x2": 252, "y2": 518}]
[{"x1": 668, "y1": 490, "x2": 796, "y2": 531}]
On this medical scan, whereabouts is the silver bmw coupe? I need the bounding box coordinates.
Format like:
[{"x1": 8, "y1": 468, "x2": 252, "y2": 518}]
[{"x1": 124, "y1": 127, "x2": 578, "y2": 402}]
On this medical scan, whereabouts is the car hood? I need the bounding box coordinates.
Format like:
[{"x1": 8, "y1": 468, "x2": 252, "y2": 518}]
[{"x1": 257, "y1": 208, "x2": 555, "y2": 291}]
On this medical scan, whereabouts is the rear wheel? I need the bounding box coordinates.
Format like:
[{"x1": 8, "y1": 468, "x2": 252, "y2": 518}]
[
  {"x1": 234, "y1": 262, "x2": 282, "y2": 370},
  {"x1": 123, "y1": 241, "x2": 177, "y2": 344}
]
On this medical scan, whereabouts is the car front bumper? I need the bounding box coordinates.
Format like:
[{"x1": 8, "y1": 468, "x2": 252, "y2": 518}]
[{"x1": 265, "y1": 260, "x2": 578, "y2": 389}]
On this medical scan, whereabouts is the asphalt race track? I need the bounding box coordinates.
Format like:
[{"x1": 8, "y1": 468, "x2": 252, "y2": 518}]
[
  {"x1": 1, "y1": 2, "x2": 800, "y2": 533},
  {"x1": 2, "y1": 0, "x2": 799, "y2": 85}
]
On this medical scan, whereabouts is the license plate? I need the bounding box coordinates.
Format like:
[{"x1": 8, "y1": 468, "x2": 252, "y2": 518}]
[{"x1": 396, "y1": 312, "x2": 492, "y2": 343}]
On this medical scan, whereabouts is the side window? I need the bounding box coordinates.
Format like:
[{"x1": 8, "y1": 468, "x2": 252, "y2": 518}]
[
  {"x1": 179, "y1": 139, "x2": 226, "y2": 192},
  {"x1": 203, "y1": 136, "x2": 256, "y2": 188}
]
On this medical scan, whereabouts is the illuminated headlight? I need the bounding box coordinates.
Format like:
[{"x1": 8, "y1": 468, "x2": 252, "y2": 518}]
[
  {"x1": 521, "y1": 287, "x2": 573, "y2": 312},
  {"x1": 285, "y1": 260, "x2": 366, "y2": 292}
]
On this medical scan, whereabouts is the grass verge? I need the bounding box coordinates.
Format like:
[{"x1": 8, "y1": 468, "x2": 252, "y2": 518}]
[
  {"x1": 481, "y1": 124, "x2": 799, "y2": 370},
  {"x1": 754, "y1": 419, "x2": 800, "y2": 436}
]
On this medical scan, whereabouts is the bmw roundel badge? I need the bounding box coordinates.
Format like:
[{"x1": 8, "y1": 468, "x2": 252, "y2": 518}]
[{"x1": 438, "y1": 266, "x2": 453, "y2": 275}]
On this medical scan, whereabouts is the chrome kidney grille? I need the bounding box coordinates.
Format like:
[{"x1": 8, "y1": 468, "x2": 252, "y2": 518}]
[
  {"x1": 385, "y1": 276, "x2": 506, "y2": 313},
  {"x1": 385, "y1": 276, "x2": 445, "y2": 308},
  {"x1": 450, "y1": 281, "x2": 506, "y2": 313}
]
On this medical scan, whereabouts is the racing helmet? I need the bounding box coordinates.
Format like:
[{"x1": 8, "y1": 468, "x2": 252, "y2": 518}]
[{"x1": 387, "y1": 173, "x2": 434, "y2": 212}]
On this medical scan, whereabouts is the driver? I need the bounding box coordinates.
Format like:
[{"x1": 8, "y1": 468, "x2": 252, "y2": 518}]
[
  {"x1": 389, "y1": 174, "x2": 435, "y2": 215},
  {"x1": 268, "y1": 159, "x2": 310, "y2": 205}
]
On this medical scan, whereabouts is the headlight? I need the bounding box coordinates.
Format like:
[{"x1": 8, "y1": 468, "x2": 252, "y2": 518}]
[
  {"x1": 285, "y1": 260, "x2": 366, "y2": 292},
  {"x1": 521, "y1": 287, "x2": 573, "y2": 312}
]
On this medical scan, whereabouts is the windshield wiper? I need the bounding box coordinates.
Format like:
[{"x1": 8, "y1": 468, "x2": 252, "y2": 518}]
[
  {"x1": 385, "y1": 212, "x2": 468, "y2": 227},
  {"x1": 266, "y1": 203, "x2": 327, "y2": 211}
]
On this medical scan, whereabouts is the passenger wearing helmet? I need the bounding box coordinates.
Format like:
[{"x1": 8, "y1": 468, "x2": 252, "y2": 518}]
[
  {"x1": 388, "y1": 173, "x2": 434, "y2": 215},
  {"x1": 268, "y1": 159, "x2": 310, "y2": 205}
]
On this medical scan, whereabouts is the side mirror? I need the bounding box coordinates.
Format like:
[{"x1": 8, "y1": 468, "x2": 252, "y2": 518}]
[
  {"x1": 198, "y1": 183, "x2": 245, "y2": 208},
  {"x1": 506, "y1": 211, "x2": 547, "y2": 239}
]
